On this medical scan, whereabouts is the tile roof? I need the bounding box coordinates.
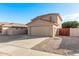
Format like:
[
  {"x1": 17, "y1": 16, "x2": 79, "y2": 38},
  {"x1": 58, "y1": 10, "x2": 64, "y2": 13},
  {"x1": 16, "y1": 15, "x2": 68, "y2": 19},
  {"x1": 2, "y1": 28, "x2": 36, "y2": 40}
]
[{"x1": 0, "y1": 22, "x2": 27, "y2": 27}]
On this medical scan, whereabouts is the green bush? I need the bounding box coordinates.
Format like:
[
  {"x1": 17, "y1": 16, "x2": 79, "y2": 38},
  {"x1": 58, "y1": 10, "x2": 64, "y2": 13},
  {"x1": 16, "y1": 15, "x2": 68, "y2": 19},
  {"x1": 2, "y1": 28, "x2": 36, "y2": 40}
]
[{"x1": 62, "y1": 21, "x2": 79, "y2": 28}]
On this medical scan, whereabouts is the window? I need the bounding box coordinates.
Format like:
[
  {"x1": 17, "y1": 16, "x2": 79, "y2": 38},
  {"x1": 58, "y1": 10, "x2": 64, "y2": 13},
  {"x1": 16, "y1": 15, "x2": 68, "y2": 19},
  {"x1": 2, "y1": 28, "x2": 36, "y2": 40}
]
[{"x1": 51, "y1": 16, "x2": 56, "y2": 23}]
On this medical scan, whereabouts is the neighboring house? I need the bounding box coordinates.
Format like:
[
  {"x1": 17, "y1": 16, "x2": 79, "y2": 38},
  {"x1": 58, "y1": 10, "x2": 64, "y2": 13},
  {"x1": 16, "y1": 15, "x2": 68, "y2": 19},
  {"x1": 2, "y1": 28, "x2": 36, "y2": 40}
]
[
  {"x1": 0, "y1": 22, "x2": 27, "y2": 35},
  {"x1": 27, "y1": 13, "x2": 62, "y2": 37}
]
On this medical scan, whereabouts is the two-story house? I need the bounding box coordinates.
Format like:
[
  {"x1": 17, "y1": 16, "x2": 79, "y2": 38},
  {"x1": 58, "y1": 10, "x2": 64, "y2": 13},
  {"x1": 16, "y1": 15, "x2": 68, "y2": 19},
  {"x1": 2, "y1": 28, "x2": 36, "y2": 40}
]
[{"x1": 27, "y1": 13, "x2": 62, "y2": 37}]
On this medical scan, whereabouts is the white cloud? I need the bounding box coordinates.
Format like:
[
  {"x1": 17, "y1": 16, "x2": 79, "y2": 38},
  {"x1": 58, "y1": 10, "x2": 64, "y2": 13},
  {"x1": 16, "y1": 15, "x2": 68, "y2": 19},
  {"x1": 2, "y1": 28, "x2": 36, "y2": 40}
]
[{"x1": 62, "y1": 13, "x2": 79, "y2": 22}]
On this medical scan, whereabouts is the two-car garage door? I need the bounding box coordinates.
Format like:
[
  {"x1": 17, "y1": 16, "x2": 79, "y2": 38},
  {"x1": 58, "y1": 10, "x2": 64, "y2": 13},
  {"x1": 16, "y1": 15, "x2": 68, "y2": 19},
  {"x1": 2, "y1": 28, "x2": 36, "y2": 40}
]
[{"x1": 30, "y1": 26, "x2": 51, "y2": 36}]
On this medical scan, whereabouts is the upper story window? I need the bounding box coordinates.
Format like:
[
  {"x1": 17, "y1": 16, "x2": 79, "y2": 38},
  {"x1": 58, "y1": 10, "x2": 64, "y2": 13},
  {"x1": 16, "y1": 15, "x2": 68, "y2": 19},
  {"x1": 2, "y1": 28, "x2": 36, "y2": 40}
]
[{"x1": 51, "y1": 16, "x2": 57, "y2": 23}]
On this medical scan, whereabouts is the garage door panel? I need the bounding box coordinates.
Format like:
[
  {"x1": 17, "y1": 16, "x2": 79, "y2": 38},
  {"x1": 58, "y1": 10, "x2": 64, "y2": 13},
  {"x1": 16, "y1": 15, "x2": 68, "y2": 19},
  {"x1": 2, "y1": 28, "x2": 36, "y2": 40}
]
[{"x1": 31, "y1": 27, "x2": 50, "y2": 36}]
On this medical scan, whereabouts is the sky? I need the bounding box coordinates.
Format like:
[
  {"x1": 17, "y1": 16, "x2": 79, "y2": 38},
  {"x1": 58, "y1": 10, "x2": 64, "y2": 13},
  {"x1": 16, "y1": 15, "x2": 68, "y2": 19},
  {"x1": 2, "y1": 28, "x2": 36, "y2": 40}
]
[{"x1": 0, "y1": 3, "x2": 79, "y2": 24}]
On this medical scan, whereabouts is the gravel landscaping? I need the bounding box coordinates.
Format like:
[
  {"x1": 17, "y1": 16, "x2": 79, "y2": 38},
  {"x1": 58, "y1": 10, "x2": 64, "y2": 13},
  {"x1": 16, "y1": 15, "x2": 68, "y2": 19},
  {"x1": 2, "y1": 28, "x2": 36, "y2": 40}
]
[{"x1": 32, "y1": 37, "x2": 79, "y2": 56}]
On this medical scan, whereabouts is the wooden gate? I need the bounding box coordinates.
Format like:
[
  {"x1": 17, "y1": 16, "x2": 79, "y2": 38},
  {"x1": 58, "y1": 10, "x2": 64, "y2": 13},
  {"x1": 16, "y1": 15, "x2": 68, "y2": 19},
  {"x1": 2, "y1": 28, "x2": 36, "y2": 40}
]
[{"x1": 59, "y1": 28, "x2": 70, "y2": 36}]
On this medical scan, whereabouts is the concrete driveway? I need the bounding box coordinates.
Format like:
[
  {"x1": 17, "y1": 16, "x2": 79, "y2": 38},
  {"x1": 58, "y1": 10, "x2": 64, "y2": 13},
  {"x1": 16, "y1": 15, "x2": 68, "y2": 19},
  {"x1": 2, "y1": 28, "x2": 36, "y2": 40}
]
[
  {"x1": 0, "y1": 35, "x2": 60, "y2": 56},
  {"x1": 2, "y1": 35, "x2": 79, "y2": 56}
]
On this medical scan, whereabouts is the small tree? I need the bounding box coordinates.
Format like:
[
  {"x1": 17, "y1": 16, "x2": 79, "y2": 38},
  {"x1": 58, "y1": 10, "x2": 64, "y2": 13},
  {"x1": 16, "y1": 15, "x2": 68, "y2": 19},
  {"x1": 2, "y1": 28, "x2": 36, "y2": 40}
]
[{"x1": 62, "y1": 21, "x2": 79, "y2": 28}]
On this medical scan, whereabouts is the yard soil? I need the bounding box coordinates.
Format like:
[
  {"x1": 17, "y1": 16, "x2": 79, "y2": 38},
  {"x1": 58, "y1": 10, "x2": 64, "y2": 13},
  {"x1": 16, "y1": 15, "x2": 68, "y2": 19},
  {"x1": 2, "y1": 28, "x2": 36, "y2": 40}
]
[{"x1": 32, "y1": 37, "x2": 73, "y2": 55}]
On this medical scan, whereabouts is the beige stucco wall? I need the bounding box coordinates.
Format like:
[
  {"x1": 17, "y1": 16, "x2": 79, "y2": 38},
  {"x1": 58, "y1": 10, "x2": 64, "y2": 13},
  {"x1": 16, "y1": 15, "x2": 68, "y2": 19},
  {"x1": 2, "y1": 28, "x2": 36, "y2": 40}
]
[
  {"x1": 56, "y1": 16, "x2": 62, "y2": 28},
  {"x1": 1, "y1": 27, "x2": 26, "y2": 35},
  {"x1": 28, "y1": 19, "x2": 53, "y2": 36},
  {"x1": 27, "y1": 27, "x2": 32, "y2": 35},
  {"x1": 51, "y1": 15, "x2": 62, "y2": 37},
  {"x1": 28, "y1": 19, "x2": 51, "y2": 26},
  {"x1": 2, "y1": 27, "x2": 9, "y2": 35},
  {"x1": 52, "y1": 25, "x2": 59, "y2": 37},
  {"x1": 7, "y1": 28, "x2": 26, "y2": 35},
  {"x1": 70, "y1": 28, "x2": 79, "y2": 36}
]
